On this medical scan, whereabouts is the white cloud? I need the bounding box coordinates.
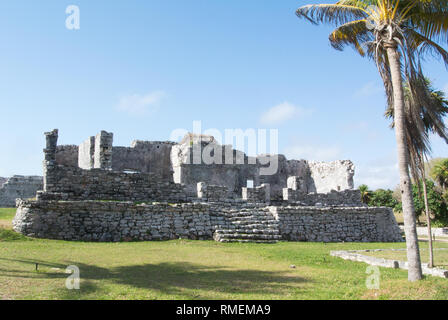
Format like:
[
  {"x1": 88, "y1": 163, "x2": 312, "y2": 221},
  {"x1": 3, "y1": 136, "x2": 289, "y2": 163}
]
[
  {"x1": 116, "y1": 90, "x2": 166, "y2": 115},
  {"x1": 284, "y1": 144, "x2": 342, "y2": 162},
  {"x1": 355, "y1": 163, "x2": 399, "y2": 190},
  {"x1": 260, "y1": 102, "x2": 312, "y2": 125},
  {"x1": 443, "y1": 83, "x2": 448, "y2": 96},
  {"x1": 353, "y1": 81, "x2": 383, "y2": 98}
]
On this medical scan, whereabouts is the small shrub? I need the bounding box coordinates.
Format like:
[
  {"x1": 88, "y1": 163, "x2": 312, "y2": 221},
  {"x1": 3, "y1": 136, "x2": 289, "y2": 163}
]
[{"x1": 0, "y1": 228, "x2": 30, "y2": 241}]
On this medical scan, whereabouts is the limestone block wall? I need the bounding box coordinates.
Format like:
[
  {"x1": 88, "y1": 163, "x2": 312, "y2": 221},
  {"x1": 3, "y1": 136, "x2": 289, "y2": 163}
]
[
  {"x1": 257, "y1": 157, "x2": 311, "y2": 200},
  {"x1": 13, "y1": 200, "x2": 212, "y2": 241},
  {"x1": 0, "y1": 176, "x2": 43, "y2": 207},
  {"x1": 287, "y1": 176, "x2": 308, "y2": 193},
  {"x1": 78, "y1": 136, "x2": 95, "y2": 169},
  {"x1": 49, "y1": 130, "x2": 357, "y2": 203},
  {"x1": 197, "y1": 182, "x2": 230, "y2": 202},
  {"x1": 94, "y1": 131, "x2": 113, "y2": 169},
  {"x1": 308, "y1": 160, "x2": 355, "y2": 193},
  {"x1": 111, "y1": 141, "x2": 175, "y2": 181},
  {"x1": 283, "y1": 189, "x2": 363, "y2": 206},
  {"x1": 271, "y1": 206, "x2": 402, "y2": 242},
  {"x1": 55, "y1": 145, "x2": 79, "y2": 167},
  {"x1": 13, "y1": 200, "x2": 403, "y2": 243},
  {"x1": 170, "y1": 134, "x2": 355, "y2": 200},
  {"x1": 42, "y1": 164, "x2": 188, "y2": 202},
  {"x1": 242, "y1": 184, "x2": 270, "y2": 203}
]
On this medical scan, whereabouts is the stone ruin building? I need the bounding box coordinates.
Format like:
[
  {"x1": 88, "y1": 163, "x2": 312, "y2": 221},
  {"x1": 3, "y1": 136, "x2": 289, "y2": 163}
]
[
  {"x1": 12, "y1": 129, "x2": 403, "y2": 243},
  {"x1": 0, "y1": 175, "x2": 43, "y2": 207}
]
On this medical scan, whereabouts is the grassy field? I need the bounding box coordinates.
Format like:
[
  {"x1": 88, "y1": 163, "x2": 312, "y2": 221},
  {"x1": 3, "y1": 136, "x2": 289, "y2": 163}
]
[
  {"x1": 1, "y1": 208, "x2": 447, "y2": 300},
  {"x1": 0, "y1": 208, "x2": 15, "y2": 229},
  {"x1": 393, "y1": 211, "x2": 428, "y2": 225}
]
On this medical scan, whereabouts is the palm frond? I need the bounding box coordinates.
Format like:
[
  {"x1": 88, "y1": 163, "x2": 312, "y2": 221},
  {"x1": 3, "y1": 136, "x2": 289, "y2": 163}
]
[
  {"x1": 405, "y1": 29, "x2": 448, "y2": 68},
  {"x1": 329, "y1": 19, "x2": 373, "y2": 55},
  {"x1": 296, "y1": 4, "x2": 368, "y2": 26},
  {"x1": 406, "y1": 0, "x2": 448, "y2": 45},
  {"x1": 386, "y1": 73, "x2": 448, "y2": 182}
]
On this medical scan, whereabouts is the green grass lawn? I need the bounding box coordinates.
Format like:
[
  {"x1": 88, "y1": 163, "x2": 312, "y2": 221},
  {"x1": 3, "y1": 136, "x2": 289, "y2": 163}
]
[
  {"x1": 1, "y1": 208, "x2": 447, "y2": 300},
  {"x1": 0, "y1": 208, "x2": 16, "y2": 229}
]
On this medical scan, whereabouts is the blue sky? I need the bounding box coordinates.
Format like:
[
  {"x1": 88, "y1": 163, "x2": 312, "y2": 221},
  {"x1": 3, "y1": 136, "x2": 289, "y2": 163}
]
[{"x1": 0, "y1": 0, "x2": 447, "y2": 189}]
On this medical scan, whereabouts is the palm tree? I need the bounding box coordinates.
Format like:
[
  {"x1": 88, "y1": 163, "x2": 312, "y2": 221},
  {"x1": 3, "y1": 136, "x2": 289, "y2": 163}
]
[
  {"x1": 359, "y1": 184, "x2": 371, "y2": 203},
  {"x1": 296, "y1": 0, "x2": 448, "y2": 281},
  {"x1": 386, "y1": 78, "x2": 448, "y2": 268},
  {"x1": 431, "y1": 158, "x2": 448, "y2": 190}
]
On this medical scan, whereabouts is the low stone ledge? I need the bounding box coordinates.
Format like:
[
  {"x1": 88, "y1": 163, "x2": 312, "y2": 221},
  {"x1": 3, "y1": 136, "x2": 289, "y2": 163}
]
[
  {"x1": 331, "y1": 249, "x2": 448, "y2": 279},
  {"x1": 13, "y1": 199, "x2": 403, "y2": 243}
]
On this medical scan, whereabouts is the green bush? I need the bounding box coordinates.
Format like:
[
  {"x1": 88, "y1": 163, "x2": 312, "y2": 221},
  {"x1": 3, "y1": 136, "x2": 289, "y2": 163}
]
[
  {"x1": 0, "y1": 228, "x2": 30, "y2": 241},
  {"x1": 368, "y1": 189, "x2": 399, "y2": 209},
  {"x1": 394, "y1": 180, "x2": 448, "y2": 225}
]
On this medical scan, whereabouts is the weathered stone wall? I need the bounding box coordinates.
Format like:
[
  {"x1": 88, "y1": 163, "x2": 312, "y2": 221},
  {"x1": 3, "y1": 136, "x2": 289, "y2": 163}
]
[
  {"x1": 94, "y1": 131, "x2": 113, "y2": 169},
  {"x1": 171, "y1": 135, "x2": 255, "y2": 196},
  {"x1": 170, "y1": 134, "x2": 355, "y2": 200},
  {"x1": 112, "y1": 141, "x2": 175, "y2": 181},
  {"x1": 0, "y1": 176, "x2": 43, "y2": 207},
  {"x1": 12, "y1": 129, "x2": 401, "y2": 244},
  {"x1": 242, "y1": 184, "x2": 270, "y2": 203},
  {"x1": 78, "y1": 136, "x2": 95, "y2": 169},
  {"x1": 257, "y1": 157, "x2": 311, "y2": 200},
  {"x1": 308, "y1": 160, "x2": 355, "y2": 193},
  {"x1": 13, "y1": 199, "x2": 403, "y2": 243},
  {"x1": 50, "y1": 130, "x2": 356, "y2": 203},
  {"x1": 55, "y1": 145, "x2": 79, "y2": 167},
  {"x1": 271, "y1": 206, "x2": 402, "y2": 242},
  {"x1": 197, "y1": 182, "x2": 230, "y2": 202},
  {"x1": 14, "y1": 200, "x2": 212, "y2": 241},
  {"x1": 41, "y1": 164, "x2": 188, "y2": 202},
  {"x1": 283, "y1": 189, "x2": 363, "y2": 206}
]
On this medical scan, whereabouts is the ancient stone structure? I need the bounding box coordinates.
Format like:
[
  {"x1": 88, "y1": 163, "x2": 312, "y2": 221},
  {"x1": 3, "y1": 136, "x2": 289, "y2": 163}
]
[
  {"x1": 0, "y1": 176, "x2": 43, "y2": 207},
  {"x1": 13, "y1": 129, "x2": 403, "y2": 243}
]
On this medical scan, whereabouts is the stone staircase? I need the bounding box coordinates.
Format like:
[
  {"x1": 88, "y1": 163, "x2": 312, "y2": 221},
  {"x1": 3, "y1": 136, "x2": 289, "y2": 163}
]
[{"x1": 213, "y1": 209, "x2": 282, "y2": 243}]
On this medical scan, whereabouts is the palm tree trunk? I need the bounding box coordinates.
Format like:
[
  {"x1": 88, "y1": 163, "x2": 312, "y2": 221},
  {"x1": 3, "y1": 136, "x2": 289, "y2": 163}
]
[
  {"x1": 386, "y1": 44, "x2": 423, "y2": 281},
  {"x1": 421, "y1": 168, "x2": 434, "y2": 268}
]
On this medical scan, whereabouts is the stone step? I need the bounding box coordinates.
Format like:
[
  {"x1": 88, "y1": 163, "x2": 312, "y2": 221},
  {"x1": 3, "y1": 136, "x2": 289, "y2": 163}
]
[
  {"x1": 223, "y1": 211, "x2": 269, "y2": 215},
  {"x1": 224, "y1": 212, "x2": 272, "y2": 216},
  {"x1": 215, "y1": 229, "x2": 280, "y2": 235},
  {"x1": 227, "y1": 217, "x2": 278, "y2": 223},
  {"x1": 224, "y1": 219, "x2": 275, "y2": 224},
  {"x1": 216, "y1": 222, "x2": 279, "y2": 228},
  {"x1": 225, "y1": 213, "x2": 274, "y2": 218},
  {"x1": 216, "y1": 239, "x2": 279, "y2": 244},
  {"x1": 214, "y1": 233, "x2": 283, "y2": 240}
]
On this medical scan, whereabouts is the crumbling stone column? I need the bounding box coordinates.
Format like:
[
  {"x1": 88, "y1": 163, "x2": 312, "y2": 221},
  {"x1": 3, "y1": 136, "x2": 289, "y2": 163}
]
[
  {"x1": 262, "y1": 183, "x2": 271, "y2": 203},
  {"x1": 197, "y1": 182, "x2": 207, "y2": 199},
  {"x1": 44, "y1": 129, "x2": 58, "y2": 163},
  {"x1": 242, "y1": 184, "x2": 270, "y2": 203},
  {"x1": 287, "y1": 176, "x2": 307, "y2": 193},
  {"x1": 78, "y1": 136, "x2": 95, "y2": 169},
  {"x1": 42, "y1": 129, "x2": 59, "y2": 191},
  {"x1": 94, "y1": 131, "x2": 113, "y2": 170},
  {"x1": 197, "y1": 182, "x2": 229, "y2": 202}
]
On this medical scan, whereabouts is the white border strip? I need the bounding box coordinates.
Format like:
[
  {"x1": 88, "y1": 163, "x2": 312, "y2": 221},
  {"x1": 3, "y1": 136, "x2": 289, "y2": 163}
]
[{"x1": 330, "y1": 249, "x2": 448, "y2": 279}]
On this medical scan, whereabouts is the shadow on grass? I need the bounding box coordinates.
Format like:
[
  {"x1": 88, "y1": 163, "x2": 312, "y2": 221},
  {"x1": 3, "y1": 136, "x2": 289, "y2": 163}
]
[{"x1": 0, "y1": 257, "x2": 310, "y2": 299}]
